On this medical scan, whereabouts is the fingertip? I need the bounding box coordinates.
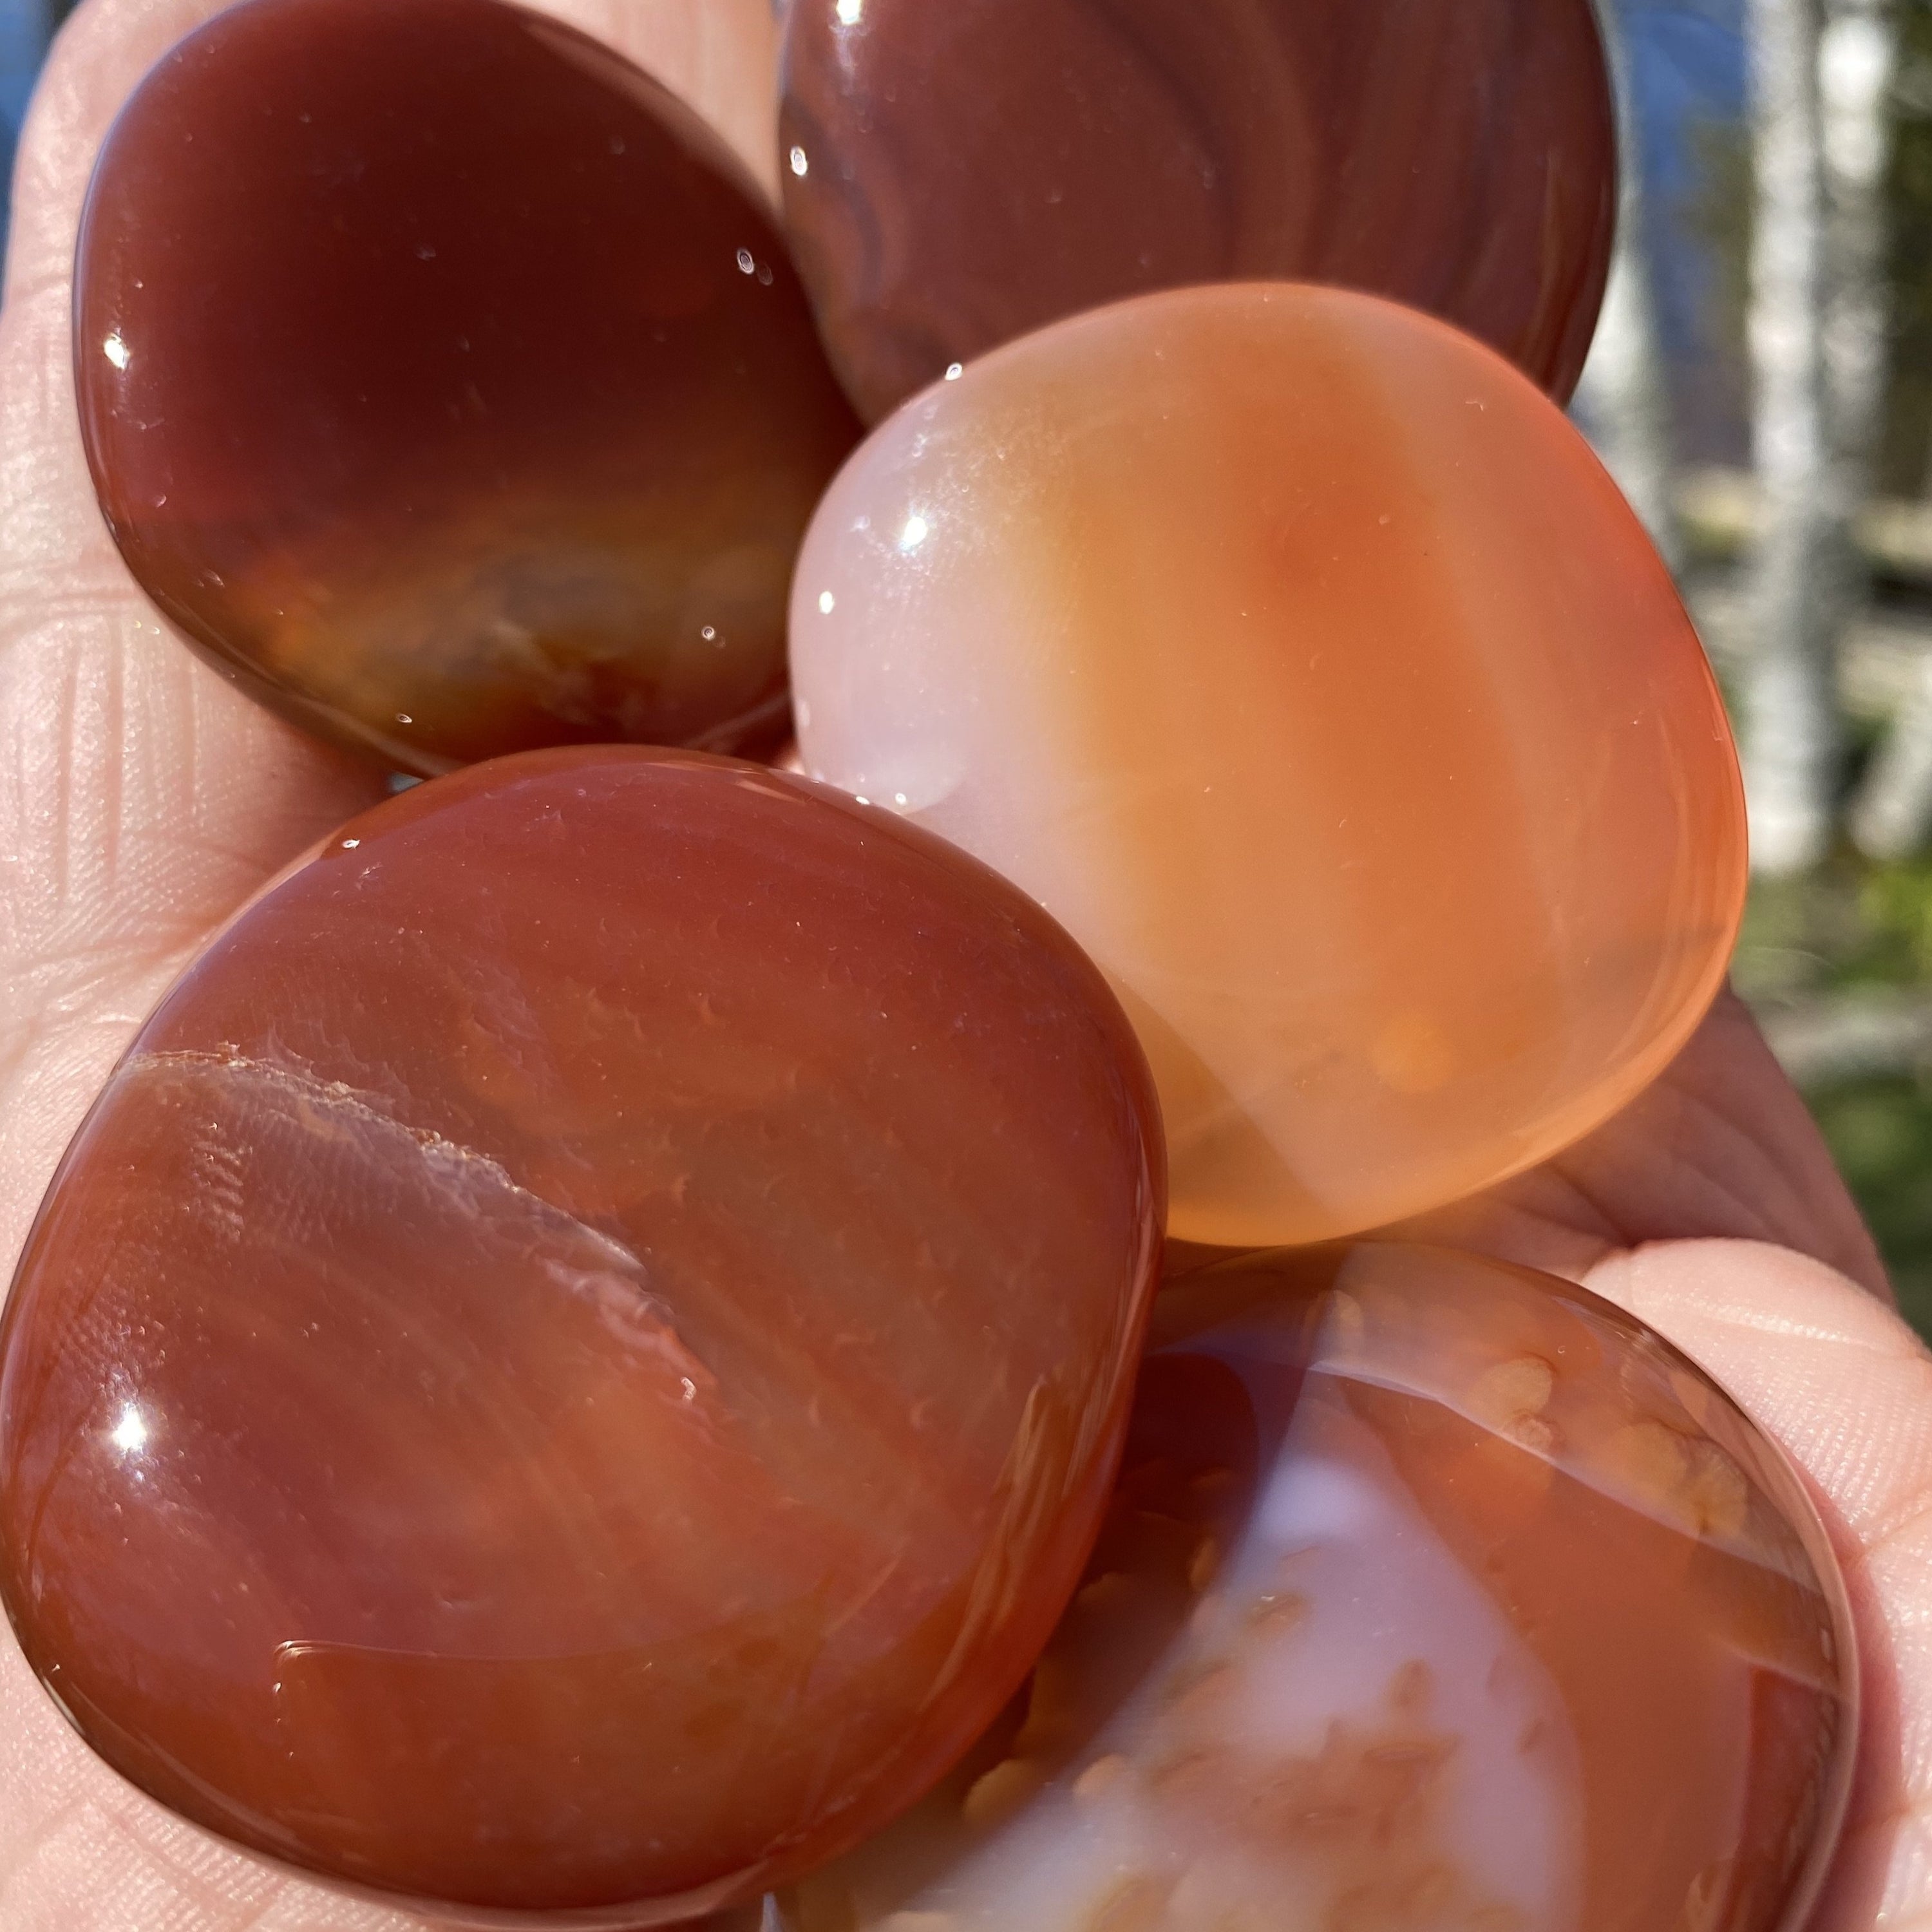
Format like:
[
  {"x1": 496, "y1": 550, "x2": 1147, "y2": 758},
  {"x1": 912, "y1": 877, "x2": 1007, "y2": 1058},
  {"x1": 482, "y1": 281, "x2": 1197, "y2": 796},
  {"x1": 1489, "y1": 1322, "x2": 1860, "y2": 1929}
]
[
  {"x1": 1592, "y1": 1236, "x2": 1915, "y2": 1356},
  {"x1": 1584, "y1": 1238, "x2": 1932, "y2": 1545},
  {"x1": 1582, "y1": 1240, "x2": 1932, "y2": 1925}
]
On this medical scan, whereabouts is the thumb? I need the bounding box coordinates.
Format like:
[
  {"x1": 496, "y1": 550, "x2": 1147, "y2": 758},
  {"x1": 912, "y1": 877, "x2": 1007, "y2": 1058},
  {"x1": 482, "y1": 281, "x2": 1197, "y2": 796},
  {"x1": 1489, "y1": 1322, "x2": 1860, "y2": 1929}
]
[{"x1": 1584, "y1": 1238, "x2": 1932, "y2": 1931}]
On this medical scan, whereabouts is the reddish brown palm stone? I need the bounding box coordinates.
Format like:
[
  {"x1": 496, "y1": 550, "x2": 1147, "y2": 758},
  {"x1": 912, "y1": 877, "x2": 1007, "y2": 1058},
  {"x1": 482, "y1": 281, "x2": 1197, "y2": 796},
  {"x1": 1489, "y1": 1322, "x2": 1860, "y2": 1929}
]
[
  {"x1": 778, "y1": 0, "x2": 1615, "y2": 420},
  {"x1": 75, "y1": 0, "x2": 860, "y2": 774},
  {"x1": 0, "y1": 750, "x2": 1164, "y2": 1922},
  {"x1": 790, "y1": 285, "x2": 1747, "y2": 1249},
  {"x1": 783, "y1": 1245, "x2": 1857, "y2": 1932}
]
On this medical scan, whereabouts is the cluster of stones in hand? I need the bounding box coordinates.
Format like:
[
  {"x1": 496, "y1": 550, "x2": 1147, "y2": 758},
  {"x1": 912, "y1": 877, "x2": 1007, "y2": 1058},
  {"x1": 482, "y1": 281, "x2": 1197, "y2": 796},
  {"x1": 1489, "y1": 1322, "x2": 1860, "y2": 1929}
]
[{"x1": 0, "y1": 0, "x2": 1841, "y2": 1928}]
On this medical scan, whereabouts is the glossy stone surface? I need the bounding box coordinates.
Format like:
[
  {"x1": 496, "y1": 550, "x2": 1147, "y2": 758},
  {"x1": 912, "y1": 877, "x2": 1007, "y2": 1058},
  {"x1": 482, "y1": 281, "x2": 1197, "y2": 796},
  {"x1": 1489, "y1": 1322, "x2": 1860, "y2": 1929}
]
[
  {"x1": 76, "y1": 0, "x2": 860, "y2": 775},
  {"x1": 791, "y1": 284, "x2": 1747, "y2": 1249},
  {"x1": 781, "y1": 1244, "x2": 1857, "y2": 1932},
  {"x1": 778, "y1": 0, "x2": 1613, "y2": 420},
  {"x1": 0, "y1": 749, "x2": 1163, "y2": 1923}
]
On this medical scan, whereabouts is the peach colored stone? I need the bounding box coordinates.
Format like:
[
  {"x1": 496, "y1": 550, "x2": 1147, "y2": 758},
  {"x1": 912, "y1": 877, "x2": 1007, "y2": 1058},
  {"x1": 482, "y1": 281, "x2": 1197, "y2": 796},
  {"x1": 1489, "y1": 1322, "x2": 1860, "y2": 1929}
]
[{"x1": 790, "y1": 283, "x2": 1747, "y2": 1248}]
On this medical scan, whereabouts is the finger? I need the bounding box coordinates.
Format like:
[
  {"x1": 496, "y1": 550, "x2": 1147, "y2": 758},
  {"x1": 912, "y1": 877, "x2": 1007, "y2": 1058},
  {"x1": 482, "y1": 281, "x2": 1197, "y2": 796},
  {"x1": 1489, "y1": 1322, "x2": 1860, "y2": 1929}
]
[
  {"x1": 1, "y1": 0, "x2": 424, "y2": 1915},
  {"x1": 0, "y1": 1, "x2": 780, "y2": 1926},
  {"x1": 1586, "y1": 1238, "x2": 1932, "y2": 1928},
  {"x1": 0, "y1": 0, "x2": 392, "y2": 1285},
  {"x1": 1386, "y1": 988, "x2": 1890, "y2": 1300},
  {"x1": 0, "y1": 0, "x2": 784, "y2": 1285}
]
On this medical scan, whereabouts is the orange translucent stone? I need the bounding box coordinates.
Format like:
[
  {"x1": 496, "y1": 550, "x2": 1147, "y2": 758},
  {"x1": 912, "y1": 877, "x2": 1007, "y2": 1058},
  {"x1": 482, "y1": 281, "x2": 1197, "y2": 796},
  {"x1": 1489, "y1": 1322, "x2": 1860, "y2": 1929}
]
[
  {"x1": 790, "y1": 283, "x2": 1747, "y2": 1249},
  {"x1": 778, "y1": 0, "x2": 1614, "y2": 419},
  {"x1": 75, "y1": 0, "x2": 859, "y2": 773},
  {"x1": 781, "y1": 1244, "x2": 1857, "y2": 1932},
  {"x1": 0, "y1": 750, "x2": 1163, "y2": 1923}
]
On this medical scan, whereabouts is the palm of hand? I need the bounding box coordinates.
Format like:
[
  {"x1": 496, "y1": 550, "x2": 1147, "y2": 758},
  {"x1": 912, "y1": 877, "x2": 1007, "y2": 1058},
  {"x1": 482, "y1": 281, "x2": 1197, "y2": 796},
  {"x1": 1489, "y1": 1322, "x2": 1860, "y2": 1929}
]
[{"x1": 1, "y1": 5, "x2": 1928, "y2": 1927}]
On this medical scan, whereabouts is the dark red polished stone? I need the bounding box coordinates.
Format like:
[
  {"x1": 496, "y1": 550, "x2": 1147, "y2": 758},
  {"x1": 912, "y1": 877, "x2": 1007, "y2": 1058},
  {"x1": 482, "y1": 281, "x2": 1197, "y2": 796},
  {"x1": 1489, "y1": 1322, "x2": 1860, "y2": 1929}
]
[
  {"x1": 778, "y1": 0, "x2": 1616, "y2": 420},
  {"x1": 76, "y1": 0, "x2": 860, "y2": 773},
  {"x1": 0, "y1": 749, "x2": 1164, "y2": 1922}
]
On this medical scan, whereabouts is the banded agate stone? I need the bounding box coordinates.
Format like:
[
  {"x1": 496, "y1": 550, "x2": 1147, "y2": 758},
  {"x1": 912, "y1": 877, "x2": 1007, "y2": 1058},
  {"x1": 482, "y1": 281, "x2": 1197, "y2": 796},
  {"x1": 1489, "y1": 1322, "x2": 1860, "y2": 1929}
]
[
  {"x1": 0, "y1": 750, "x2": 1163, "y2": 1923},
  {"x1": 75, "y1": 0, "x2": 858, "y2": 774},
  {"x1": 780, "y1": 1244, "x2": 1857, "y2": 1932},
  {"x1": 791, "y1": 283, "x2": 1747, "y2": 1249},
  {"x1": 778, "y1": 0, "x2": 1613, "y2": 420}
]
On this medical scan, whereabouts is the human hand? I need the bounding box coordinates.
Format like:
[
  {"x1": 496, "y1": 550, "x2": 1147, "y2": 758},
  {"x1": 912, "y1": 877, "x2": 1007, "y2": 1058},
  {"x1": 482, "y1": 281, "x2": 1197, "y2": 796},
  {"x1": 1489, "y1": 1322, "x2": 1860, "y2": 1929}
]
[{"x1": 0, "y1": 5, "x2": 1926, "y2": 1927}]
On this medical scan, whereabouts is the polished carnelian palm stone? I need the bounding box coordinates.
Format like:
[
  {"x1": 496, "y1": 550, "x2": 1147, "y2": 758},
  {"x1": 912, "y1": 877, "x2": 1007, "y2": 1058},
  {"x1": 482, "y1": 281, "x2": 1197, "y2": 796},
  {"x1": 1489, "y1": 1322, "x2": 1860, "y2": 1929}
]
[
  {"x1": 0, "y1": 750, "x2": 1164, "y2": 1923},
  {"x1": 791, "y1": 283, "x2": 1748, "y2": 1249},
  {"x1": 75, "y1": 0, "x2": 859, "y2": 774},
  {"x1": 778, "y1": 0, "x2": 1613, "y2": 420},
  {"x1": 784, "y1": 1244, "x2": 1856, "y2": 1932}
]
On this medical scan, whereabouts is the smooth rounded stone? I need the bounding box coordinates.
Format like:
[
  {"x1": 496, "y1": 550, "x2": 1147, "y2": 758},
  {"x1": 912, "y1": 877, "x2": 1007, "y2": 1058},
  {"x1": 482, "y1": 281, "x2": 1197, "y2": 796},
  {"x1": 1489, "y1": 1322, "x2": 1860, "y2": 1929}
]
[
  {"x1": 777, "y1": 0, "x2": 1613, "y2": 421},
  {"x1": 790, "y1": 284, "x2": 1747, "y2": 1249},
  {"x1": 76, "y1": 0, "x2": 859, "y2": 775},
  {"x1": 0, "y1": 749, "x2": 1164, "y2": 1923},
  {"x1": 778, "y1": 1243, "x2": 1858, "y2": 1932}
]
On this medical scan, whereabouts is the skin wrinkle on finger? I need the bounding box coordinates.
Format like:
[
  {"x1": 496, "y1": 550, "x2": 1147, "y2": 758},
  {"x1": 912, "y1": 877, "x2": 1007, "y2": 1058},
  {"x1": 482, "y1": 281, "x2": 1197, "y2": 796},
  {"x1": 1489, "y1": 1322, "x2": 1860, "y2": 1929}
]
[
  {"x1": 0, "y1": 2, "x2": 795, "y2": 1925},
  {"x1": 0, "y1": 0, "x2": 789, "y2": 1292},
  {"x1": 1, "y1": 1757, "x2": 419, "y2": 1932},
  {"x1": 0, "y1": 289, "x2": 100, "y2": 601},
  {"x1": 1857, "y1": 1525, "x2": 1932, "y2": 1929},
  {"x1": 1551, "y1": 998, "x2": 1886, "y2": 1290},
  {"x1": 9, "y1": 1796, "x2": 274, "y2": 1932},
  {"x1": 1389, "y1": 989, "x2": 1892, "y2": 1299},
  {"x1": 0, "y1": 4, "x2": 388, "y2": 1307},
  {"x1": 1640, "y1": 1011, "x2": 1884, "y2": 1262},
  {"x1": 0, "y1": 622, "x2": 380, "y2": 1280},
  {"x1": 1588, "y1": 1245, "x2": 1932, "y2": 1538}
]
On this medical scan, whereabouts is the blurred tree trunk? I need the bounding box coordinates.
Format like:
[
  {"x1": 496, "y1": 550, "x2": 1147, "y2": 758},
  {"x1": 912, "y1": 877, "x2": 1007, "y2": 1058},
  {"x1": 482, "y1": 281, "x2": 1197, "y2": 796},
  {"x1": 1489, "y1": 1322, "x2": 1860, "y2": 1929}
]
[
  {"x1": 1743, "y1": 0, "x2": 1840, "y2": 875},
  {"x1": 1822, "y1": 0, "x2": 1895, "y2": 499},
  {"x1": 1575, "y1": 0, "x2": 1683, "y2": 573},
  {"x1": 1821, "y1": 6, "x2": 1922, "y2": 858}
]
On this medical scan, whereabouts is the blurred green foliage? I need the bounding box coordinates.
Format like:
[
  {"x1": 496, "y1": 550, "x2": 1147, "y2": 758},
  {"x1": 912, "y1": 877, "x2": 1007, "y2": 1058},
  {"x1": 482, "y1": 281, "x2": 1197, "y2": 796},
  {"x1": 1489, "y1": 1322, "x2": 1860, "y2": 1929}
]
[
  {"x1": 1808, "y1": 1073, "x2": 1932, "y2": 1331},
  {"x1": 1744, "y1": 848, "x2": 1932, "y2": 994},
  {"x1": 1743, "y1": 855, "x2": 1932, "y2": 1334}
]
